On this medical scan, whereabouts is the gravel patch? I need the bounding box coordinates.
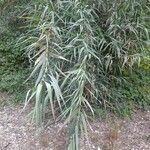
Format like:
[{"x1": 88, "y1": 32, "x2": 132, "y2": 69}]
[{"x1": 0, "y1": 92, "x2": 150, "y2": 150}]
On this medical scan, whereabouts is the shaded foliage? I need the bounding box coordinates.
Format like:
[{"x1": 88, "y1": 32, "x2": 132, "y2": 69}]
[{"x1": 0, "y1": 0, "x2": 30, "y2": 102}]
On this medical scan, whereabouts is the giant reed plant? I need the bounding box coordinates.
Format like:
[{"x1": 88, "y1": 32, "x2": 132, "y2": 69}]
[{"x1": 21, "y1": 0, "x2": 150, "y2": 149}]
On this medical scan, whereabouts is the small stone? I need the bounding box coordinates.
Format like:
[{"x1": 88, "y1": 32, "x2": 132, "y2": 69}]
[
  {"x1": 97, "y1": 147, "x2": 102, "y2": 150},
  {"x1": 95, "y1": 130, "x2": 99, "y2": 133}
]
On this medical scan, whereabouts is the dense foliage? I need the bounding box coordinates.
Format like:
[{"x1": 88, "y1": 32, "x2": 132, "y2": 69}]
[
  {"x1": 0, "y1": 0, "x2": 150, "y2": 149},
  {"x1": 0, "y1": 0, "x2": 30, "y2": 102}
]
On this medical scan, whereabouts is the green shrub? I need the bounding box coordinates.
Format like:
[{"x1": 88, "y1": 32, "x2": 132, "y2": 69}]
[
  {"x1": 0, "y1": 0, "x2": 30, "y2": 102},
  {"x1": 21, "y1": 0, "x2": 149, "y2": 149},
  {"x1": 0, "y1": 33, "x2": 30, "y2": 102}
]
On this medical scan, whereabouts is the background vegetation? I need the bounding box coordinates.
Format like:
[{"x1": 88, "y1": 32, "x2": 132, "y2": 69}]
[
  {"x1": 0, "y1": 0, "x2": 30, "y2": 102},
  {"x1": 0, "y1": 0, "x2": 150, "y2": 149}
]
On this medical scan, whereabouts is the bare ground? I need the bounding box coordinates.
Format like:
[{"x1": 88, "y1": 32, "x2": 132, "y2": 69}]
[{"x1": 0, "y1": 92, "x2": 150, "y2": 150}]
